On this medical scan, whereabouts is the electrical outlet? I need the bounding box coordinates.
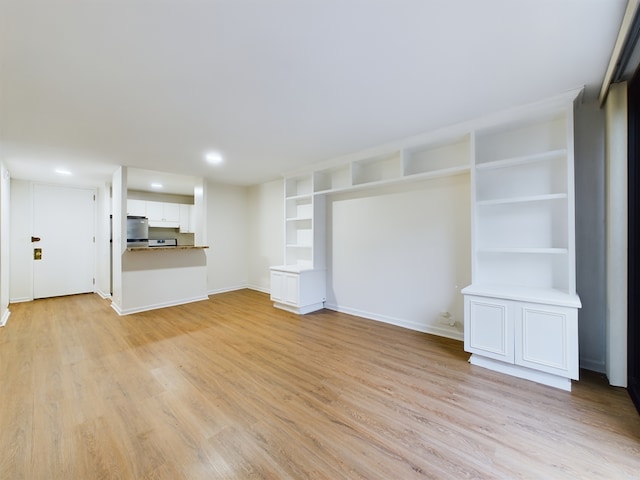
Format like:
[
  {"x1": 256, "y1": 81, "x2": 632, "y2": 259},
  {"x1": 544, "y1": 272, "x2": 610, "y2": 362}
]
[{"x1": 438, "y1": 311, "x2": 456, "y2": 327}]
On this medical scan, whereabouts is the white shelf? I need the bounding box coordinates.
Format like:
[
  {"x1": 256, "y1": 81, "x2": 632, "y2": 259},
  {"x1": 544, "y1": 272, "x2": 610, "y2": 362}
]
[
  {"x1": 286, "y1": 244, "x2": 312, "y2": 248},
  {"x1": 476, "y1": 149, "x2": 567, "y2": 171},
  {"x1": 478, "y1": 247, "x2": 568, "y2": 254},
  {"x1": 285, "y1": 193, "x2": 312, "y2": 201},
  {"x1": 270, "y1": 264, "x2": 316, "y2": 273},
  {"x1": 462, "y1": 284, "x2": 581, "y2": 308},
  {"x1": 286, "y1": 216, "x2": 312, "y2": 222},
  {"x1": 403, "y1": 165, "x2": 470, "y2": 182},
  {"x1": 476, "y1": 193, "x2": 567, "y2": 206}
]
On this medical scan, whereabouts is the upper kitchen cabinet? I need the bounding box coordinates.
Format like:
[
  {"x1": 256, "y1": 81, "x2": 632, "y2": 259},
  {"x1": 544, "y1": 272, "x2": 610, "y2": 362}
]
[
  {"x1": 179, "y1": 204, "x2": 195, "y2": 233},
  {"x1": 127, "y1": 199, "x2": 146, "y2": 216},
  {"x1": 146, "y1": 201, "x2": 181, "y2": 227}
]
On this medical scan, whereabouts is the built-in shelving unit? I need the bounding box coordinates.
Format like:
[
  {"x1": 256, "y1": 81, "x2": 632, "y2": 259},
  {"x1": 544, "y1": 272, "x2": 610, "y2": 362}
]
[
  {"x1": 463, "y1": 89, "x2": 582, "y2": 391},
  {"x1": 271, "y1": 130, "x2": 472, "y2": 314},
  {"x1": 271, "y1": 88, "x2": 582, "y2": 391}
]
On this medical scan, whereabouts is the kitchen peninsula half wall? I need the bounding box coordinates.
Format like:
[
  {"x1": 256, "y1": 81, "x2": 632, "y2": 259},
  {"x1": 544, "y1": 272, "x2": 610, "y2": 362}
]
[
  {"x1": 113, "y1": 246, "x2": 209, "y2": 316},
  {"x1": 111, "y1": 166, "x2": 208, "y2": 316}
]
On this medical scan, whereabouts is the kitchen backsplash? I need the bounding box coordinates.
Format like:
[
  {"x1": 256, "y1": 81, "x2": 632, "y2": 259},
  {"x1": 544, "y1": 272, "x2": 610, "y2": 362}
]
[{"x1": 149, "y1": 227, "x2": 194, "y2": 246}]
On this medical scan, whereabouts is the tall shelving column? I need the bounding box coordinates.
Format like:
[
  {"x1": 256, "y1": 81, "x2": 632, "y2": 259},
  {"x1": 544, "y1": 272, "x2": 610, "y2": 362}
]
[
  {"x1": 462, "y1": 89, "x2": 582, "y2": 391},
  {"x1": 270, "y1": 175, "x2": 326, "y2": 314}
]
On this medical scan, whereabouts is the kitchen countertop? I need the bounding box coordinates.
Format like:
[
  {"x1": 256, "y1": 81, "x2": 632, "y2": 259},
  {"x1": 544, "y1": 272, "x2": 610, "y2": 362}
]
[{"x1": 126, "y1": 245, "x2": 209, "y2": 252}]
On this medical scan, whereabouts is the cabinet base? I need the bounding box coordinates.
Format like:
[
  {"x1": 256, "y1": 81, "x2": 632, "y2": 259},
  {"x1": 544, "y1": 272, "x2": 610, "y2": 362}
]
[
  {"x1": 273, "y1": 301, "x2": 324, "y2": 315},
  {"x1": 469, "y1": 354, "x2": 573, "y2": 392}
]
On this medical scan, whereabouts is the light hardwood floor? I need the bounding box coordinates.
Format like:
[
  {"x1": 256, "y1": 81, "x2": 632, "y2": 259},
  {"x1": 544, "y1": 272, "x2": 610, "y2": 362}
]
[{"x1": 1, "y1": 290, "x2": 638, "y2": 479}]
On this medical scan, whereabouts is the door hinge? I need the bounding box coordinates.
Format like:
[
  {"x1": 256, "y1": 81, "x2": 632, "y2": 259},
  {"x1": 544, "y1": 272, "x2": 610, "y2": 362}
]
[
  {"x1": 93, "y1": 278, "x2": 95, "y2": 285},
  {"x1": 93, "y1": 194, "x2": 96, "y2": 201},
  {"x1": 93, "y1": 236, "x2": 95, "y2": 243}
]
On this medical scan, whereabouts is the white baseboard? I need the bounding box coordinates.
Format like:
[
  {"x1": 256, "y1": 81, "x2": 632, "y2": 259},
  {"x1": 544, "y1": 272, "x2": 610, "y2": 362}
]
[
  {"x1": 324, "y1": 303, "x2": 464, "y2": 342},
  {"x1": 96, "y1": 289, "x2": 111, "y2": 299},
  {"x1": 208, "y1": 284, "x2": 249, "y2": 296},
  {"x1": 9, "y1": 296, "x2": 32, "y2": 304},
  {"x1": 580, "y1": 357, "x2": 606, "y2": 374},
  {"x1": 247, "y1": 284, "x2": 270, "y2": 294},
  {"x1": 0, "y1": 308, "x2": 10, "y2": 327},
  {"x1": 111, "y1": 295, "x2": 210, "y2": 316}
]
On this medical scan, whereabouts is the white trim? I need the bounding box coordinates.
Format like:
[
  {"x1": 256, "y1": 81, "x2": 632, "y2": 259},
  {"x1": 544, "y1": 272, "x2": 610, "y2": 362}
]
[
  {"x1": 95, "y1": 289, "x2": 111, "y2": 299},
  {"x1": 324, "y1": 303, "x2": 464, "y2": 342},
  {"x1": 599, "y1": 0, "x2": 640, "y2": 105},
  {"x1": 580, "y1": 357, "x2": 606, "y2": 374},
  {"x1": 605, "y1": 82, "x2": 629, "y2": 387},
  {"x1": 9, "y1": 296, "x2": 33, "y2": 303},
  {"x1": 247, "y1": 284, "x2": 270, "y2": 294},
  {"x1": 110, "y1": 295, "x2": 209, "y2": 316},
  {"x1": 0, "y1": 308, "x2": 10, "y2": 327},
  {"x1": 469, "y1": 354, "x2": 573, "y2": 391},
  {"x1": 208, "y1": 284, "x2": 249, "y2": 296},
  {"x1": 274, "y1": 301, "x2": 324, "y2": 315}
]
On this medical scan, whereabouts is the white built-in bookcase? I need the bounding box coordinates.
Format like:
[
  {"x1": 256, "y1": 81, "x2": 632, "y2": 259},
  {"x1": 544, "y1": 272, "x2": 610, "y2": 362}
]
[
  {"x1": 471, "y1": 109, "x2": 577, "y2": 301},
  {"x1": 271, "y1": 89, "x2": 583, "y2": 391}
]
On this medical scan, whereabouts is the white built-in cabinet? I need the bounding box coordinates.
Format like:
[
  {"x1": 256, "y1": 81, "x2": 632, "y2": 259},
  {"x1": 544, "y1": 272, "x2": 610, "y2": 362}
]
[
  {"x1": 271, "y1": 89, "x2": 582, "y2": 391},
  {"x1": 462, "y1": 89, "x2": 582, "y2": 391},
  {"x1": 270, "y1": 131, "x2": 471, "y2": 313}
]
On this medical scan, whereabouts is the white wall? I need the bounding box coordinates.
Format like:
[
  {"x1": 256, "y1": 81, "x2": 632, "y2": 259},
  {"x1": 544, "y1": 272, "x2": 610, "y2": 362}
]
[
  {"x1": 0, "y1": 163, "x2": 11, "y2": 324},
  {"x1": 574, "y1": 100, "x2": 607, "y2": 372},
  {"x1": 111, "y1": 167, "x2": 126, "y2": 310},
  {"x1": 247, "y1": 179, "x2": 284, "y2": 292},
  {"x1": 206, "y1": 181, "x2": 250, "y2": 294},
  {"x1": 325, "y1": 175, "x2": 471, "y2": 340},
  {"x1": 9, "y1": 179, "x2": 32, "y2": 302},
  {"x1": 95, "y1": 183, "x2": 111, "y2": 298}
]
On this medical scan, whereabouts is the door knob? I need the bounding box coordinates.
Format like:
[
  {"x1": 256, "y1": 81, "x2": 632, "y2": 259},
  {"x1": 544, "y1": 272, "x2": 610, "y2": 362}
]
[
  {"x1": 34, "y1": 248, "x2": 42, "y2": 260},
  {"x1": 31, "y1": 236, "x2": 41, "y2": 242}
]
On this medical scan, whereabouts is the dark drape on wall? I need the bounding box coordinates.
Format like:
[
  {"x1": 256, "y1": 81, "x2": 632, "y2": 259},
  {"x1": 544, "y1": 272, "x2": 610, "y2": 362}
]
[{"x1": 627, "y1": 68, "x2": 640, "y2": 414}]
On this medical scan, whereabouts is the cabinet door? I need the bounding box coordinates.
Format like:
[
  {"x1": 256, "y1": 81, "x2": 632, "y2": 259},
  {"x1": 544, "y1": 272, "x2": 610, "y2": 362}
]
[
  {"x1": 515, "y1": 303, "x2": 578, "y2": 379},
  {"x1": 127, "y1": 199, "x2": 146, "y2": 216},
  {"x1": 146, "y1": 201, "x2": 164, "y2": 222},
  {"x1": 179, "y1": 204, "x2": 195, "y2": 233},
  {"x1": 163, "y1": 203, "x2": 181, "y2": 222},
  {"x1": 270, "y1": 271, "x2": 284, "y2": 302},
  {"x1": 464, "y1": 296, "x2": 514, "y2": 363},
  {"x1": 283, "y1": 274, "x2": 299, "y2": 305}
]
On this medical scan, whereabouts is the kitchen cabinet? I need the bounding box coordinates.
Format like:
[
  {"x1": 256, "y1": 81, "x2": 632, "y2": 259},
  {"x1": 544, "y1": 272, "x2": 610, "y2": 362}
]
[
  {"x1": 270, "y1": 266, "x2": 326, "y2": 314},
  {"x1": 146, "y1": 201, "x2": 181, "y2": 227},
  {"x1": 179, "y1": 204, "x2": 195, "y2": 233},
  {"x1": 127, "y1": 199, "x2": 146, "y2": 216}
]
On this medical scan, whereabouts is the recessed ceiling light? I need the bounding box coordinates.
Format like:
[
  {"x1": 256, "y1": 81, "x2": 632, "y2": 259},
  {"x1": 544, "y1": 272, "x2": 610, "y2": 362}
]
[
  {"x1": 205, "y1": 151, "x2": 223, "y2": 165},
  {"x1": 55, "y1": 168, "x2": 72, "y2": 175},
  {"x1": 151, "y1": 183, "x2": 163, "y2": 189}
]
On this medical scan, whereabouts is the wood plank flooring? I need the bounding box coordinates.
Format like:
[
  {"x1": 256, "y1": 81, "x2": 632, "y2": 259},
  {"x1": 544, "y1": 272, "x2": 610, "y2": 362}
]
[{"x1": 1, "y1": 289, "x2": 638, "y2": 479}]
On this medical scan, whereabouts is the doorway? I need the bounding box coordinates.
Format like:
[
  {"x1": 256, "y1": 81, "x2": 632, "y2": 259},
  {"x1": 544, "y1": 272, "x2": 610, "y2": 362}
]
[{"x1": 32, "y1": 184, "x2": 95, "y2": 299}]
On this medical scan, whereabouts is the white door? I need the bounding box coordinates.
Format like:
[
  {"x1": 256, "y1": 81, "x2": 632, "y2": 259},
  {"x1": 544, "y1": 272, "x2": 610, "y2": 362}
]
[{"x1": 33, "y1": 184, "x2": 95, "y2": 299}]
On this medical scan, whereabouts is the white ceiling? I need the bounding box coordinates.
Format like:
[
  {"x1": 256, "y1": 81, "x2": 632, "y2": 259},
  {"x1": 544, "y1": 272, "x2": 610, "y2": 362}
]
[{"x1": 0, "y1": 0, "x2": 629, "y2": 194}]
